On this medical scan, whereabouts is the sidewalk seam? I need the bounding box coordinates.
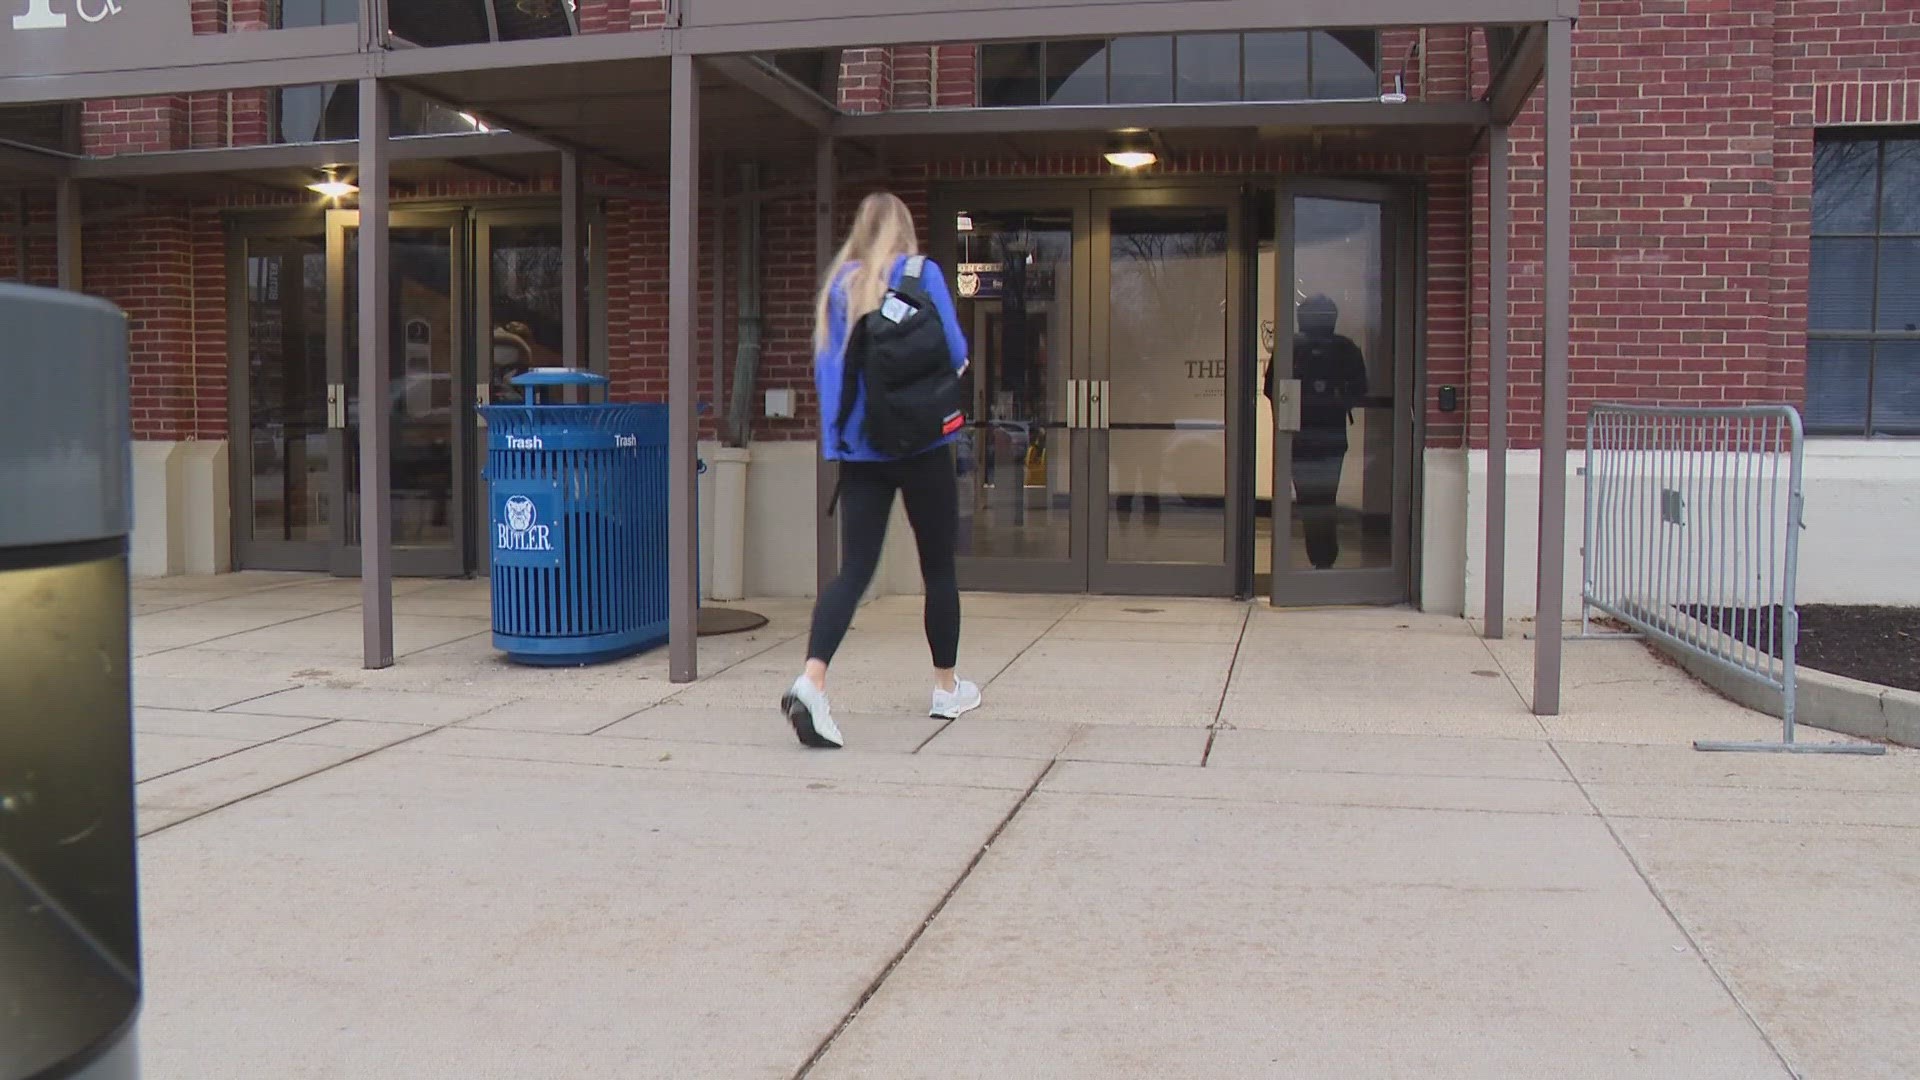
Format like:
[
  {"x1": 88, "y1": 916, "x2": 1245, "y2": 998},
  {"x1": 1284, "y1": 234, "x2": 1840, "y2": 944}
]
[
  {"x1": 1547, "y1": 741, "x2": 1803, "y2": 1080},
  {"x1": 914, "y1": 600, "x2": 1083, "y2": 754},
  {"x1": 790, "y1": 759, "x2": 1057, "y2": 1079},
  {"x1": 1202, "y1": 604, "x2": 1254, "y2": 765},
  {"x1": 137, "y1": 720, "x2": 465, "y2": 840}
]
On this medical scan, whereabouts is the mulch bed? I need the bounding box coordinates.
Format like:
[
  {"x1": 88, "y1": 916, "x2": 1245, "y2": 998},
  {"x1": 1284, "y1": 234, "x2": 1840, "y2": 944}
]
[{"x1": 1689, "y1": 605, "x2": 1920, "y2": 693}]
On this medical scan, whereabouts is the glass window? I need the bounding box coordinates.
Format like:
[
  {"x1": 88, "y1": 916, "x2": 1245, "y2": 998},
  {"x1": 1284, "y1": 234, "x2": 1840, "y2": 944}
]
[
  {"x1": 1809, "y1": 237, "x2": 1874, "y2": 331},
  {"x1": 0, "y1": 103, "x2": 76, "y2": 154},
  {"x1": 1243, "y1": 32, "x2": 1310, "y2": 101},
  {"x1": 1176, "y1": 34, "x2": 1241, "y2": 103},
  {"x1": 1046, "y1": 40, "x2": 1109, "y2": 105},
  {"x1": 1312, "y1": 31, "x2": 1380, "y2": 98},
  {"x1": 1815, "y1": 140, "x2": 1879, "y2": 232},
  {"x1": 1809, "y1": 133, "x2": 1920, "y2": 435},
  {"x1": 491, "y1": 0, "x2": 573, "y2": 41},
  {"x1": 979, "y1": 33, "x2": 1375, "y2": 108},
  {"x1": 272, "y1": 0, "x2": 357, "y2": 27},
  {"x1": 979, "y1": 42, "x2": 1044, "y2": 107},
  {"x1": 1109, "y1": 35, "x2": 1173, "y2": 104}
]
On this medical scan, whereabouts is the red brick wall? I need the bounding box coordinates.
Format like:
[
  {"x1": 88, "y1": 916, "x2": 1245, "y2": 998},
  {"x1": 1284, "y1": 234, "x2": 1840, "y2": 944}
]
[
  {"x1": 840, "y1": 48, "x2": 894, "y2": 113},
  {"x1": 80, "y1": 204, "x2": 219, "y2": 440},
  {"x1": 935, "y1": 46, "x2": 979, "y2": 108},
  {"x1": 62, "y1": 3, "x2": 1920, "y2": 454}
]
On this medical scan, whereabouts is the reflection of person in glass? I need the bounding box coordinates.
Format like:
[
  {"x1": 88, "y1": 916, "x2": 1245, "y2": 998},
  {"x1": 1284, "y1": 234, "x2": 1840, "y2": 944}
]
[
  {"x1": 1265, "y1": 294, "x2": 1368, "y2": 570},
  {"x1": 491, "y1": 322, "x2": 535, "y2": 404}
]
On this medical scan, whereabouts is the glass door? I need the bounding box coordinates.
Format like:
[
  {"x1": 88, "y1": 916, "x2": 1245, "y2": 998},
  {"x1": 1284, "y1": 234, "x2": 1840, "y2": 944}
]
[
  {"x1": 1267, "y1": 183, "x2": 1414, "y2": 605},
  {"x1": 326, "y1": 209, "x2": 469, "y2": 577},
  {"x1": 473, "y1": 209, "x2": 567, "y2": 572},
  {"x1": 940, "y1": 197, "x2": 1090, "y2": 592},
  {"x1": 232, "y1": 224, "x2": 333, "y2": 571},
  {"x1": 1090, "y1": 190, "x2": 1243, "y2": 595}
]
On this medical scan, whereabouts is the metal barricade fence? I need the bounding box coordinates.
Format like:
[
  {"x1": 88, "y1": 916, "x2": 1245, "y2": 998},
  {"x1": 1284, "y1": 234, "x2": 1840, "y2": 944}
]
[{"x1": 1580, "y1": 404, "x2": 1882, "y2": 754}]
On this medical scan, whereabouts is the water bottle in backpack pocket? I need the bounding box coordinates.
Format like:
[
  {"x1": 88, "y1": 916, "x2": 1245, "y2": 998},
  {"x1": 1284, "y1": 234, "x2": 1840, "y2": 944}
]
[{"x1": 836, "y1": 256, "x2": 966, "y2": 458}]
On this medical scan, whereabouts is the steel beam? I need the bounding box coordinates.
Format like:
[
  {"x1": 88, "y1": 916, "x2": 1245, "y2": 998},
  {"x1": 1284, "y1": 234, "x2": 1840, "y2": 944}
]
[
  {"x1": 835, "y1": 100, "x2": 1488, "y2": 138},
  {"x1": 667, "y1": 53, "x2": 701, "y2": 683},
  {"x1": 1486, "y1": 25, "x2": 1546, "y2": 126},
  {"x1": 12, "y1": 194, "x2": 26, "y2": 283},
  {"x1": 814, "y1": 136, "x2": 839, "y2": 597},
  {"x1": 710, "y1": 152, "x2": 727, "y2": 447},
  {"x1": 0, "y1": 26, "x2": 370, "y2": 106},
  {"x1": 1485, "y1": 123, "x2": 1510, "y2": 640},
  {"x1": 54, "y1": 178, "x2": 80, "y2": 291},
  {"x1": 69, "y1": 132, "x2": 549, "y2": 180},
  {"x1": 358, "y1": 78, "x2": 396, "y2": 670},
  {"x1": 1532, "y1": 20, "x2": 1572, "y2": 715},
  {"x1": 706, "y1": 55, "x2": 836, "y2": 133},
  {"x1": 0, "y1": 141, "x2": 72, "y2": 179},
  {"x1": 560, "y1": 150, "x2": 588, "y2": 371},
  {"x1": 678, "y1": 0, "x2": 1575, "y2": 54}
]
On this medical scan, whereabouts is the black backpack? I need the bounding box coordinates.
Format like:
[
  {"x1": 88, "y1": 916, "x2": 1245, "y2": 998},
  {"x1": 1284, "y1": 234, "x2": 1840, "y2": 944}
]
[{"x1": 835, "y1": 256, "x2": 965, "y2": 458}]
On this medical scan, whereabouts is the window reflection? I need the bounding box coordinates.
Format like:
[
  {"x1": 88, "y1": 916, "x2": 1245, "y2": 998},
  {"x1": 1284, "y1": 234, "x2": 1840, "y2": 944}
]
[
  {"x1": 979, "y1": 31, "x2": 1381, "y2": 107},
  {"x1": 952, "y1": 210, "x2": 1076, "y2": 562}
]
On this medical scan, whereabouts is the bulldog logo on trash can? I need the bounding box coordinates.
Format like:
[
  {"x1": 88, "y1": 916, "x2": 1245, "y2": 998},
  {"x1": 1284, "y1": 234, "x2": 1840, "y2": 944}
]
[{"x1": 497, "y1": 495, "x2": 554, "y2": 553}]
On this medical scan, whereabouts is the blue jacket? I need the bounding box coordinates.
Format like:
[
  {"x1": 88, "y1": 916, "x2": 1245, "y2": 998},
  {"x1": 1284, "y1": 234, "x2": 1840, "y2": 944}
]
[{"x1": 815, "y1": 254, "x2": 970, "y2": 462}]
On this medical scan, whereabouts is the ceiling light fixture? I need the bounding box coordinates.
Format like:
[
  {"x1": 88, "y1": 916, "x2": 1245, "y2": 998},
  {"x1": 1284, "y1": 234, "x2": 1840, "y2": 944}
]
[
  {"x1": 307, "y1": 167, "x2": 357, "y2": 200},
  {"x1": 1103, "y1": 129, "x2": 1157, "y2": 170}
]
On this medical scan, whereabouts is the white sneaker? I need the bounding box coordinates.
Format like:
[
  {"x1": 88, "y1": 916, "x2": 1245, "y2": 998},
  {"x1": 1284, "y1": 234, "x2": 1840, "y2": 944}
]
[
  {"x1": 782, "y1": 676, "x2": 843, "y2": 749},
  {"x1": 930, "y1": 679, "x2": 983, "y2": 720}
]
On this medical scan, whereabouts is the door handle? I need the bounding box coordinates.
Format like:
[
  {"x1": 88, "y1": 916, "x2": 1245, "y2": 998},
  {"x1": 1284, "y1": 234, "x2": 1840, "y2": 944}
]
[
  {"x1": 475, "y1": 383, "x2": 490, "y2": 426},
  {"x1": 326, "y1": 383, "x2": 344, "y2": 430},
  {"x1": 1272, "y1": 378, "x2": 1302, "y2": 433},
  {"x1": 1086, "y1": 380, "x2": 1103, "y2": 431}
]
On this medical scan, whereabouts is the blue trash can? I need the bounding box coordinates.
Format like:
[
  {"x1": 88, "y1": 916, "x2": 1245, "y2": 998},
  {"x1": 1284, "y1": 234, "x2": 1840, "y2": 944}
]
[{"x1": 480, "y1": 369, "x2": 669, "y2": 666}]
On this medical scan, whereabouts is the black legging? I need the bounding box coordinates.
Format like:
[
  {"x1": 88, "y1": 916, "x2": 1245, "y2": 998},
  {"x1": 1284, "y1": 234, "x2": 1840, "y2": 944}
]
[{"x1": 808, "y1": 446, "x2": 962, "y2": 669}]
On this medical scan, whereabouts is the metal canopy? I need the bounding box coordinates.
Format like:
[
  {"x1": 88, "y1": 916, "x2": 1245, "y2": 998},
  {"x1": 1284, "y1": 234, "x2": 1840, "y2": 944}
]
[
  {"x1": 0, "y1": 1, "x2": 1576, "y2": 715},
  {"x1": 0, "y1": 0, "x2": 1577, "y2": 104}
]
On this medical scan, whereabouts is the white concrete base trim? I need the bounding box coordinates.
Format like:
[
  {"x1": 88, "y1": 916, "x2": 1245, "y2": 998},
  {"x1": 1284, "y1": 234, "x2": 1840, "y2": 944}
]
[
  {"x1": 708, "y1": 445, "x2": 751, "y2": 602},
  {"x1": 133, "y1": 442, "x2": 185, "y2": 577},
  {"x1": 1635, "y1": 605, "x2": 1914, "y2": 749},
  {"x1": 1427, "y1": 440, "x2": 1920, "y2": 620},
  {"x1": 178, "y1": 441, "x2": 231, "y2": 575},
  {"x1": 132, "y1": 439, "x2": 230, "y2": 577}
]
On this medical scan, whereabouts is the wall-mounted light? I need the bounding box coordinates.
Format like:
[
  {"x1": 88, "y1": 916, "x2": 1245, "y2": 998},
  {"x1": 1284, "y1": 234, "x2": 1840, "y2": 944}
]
[
  {"x1": 1103, "y1": 129, "x2": 1157, "y2": 170},
  {"x1": 459, "y1": 111, "x2": 491, "y2": 133},
  {"x1": 956, "y1": 212, "x2": 974, "y2": 233},
  {"x1": 307, "y1": 167, "x2": 357, "y2": 200}
]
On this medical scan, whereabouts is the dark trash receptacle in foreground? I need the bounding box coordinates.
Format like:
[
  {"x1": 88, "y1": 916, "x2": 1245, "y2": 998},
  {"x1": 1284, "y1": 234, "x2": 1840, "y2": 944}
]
[
  {"x1": 480, "y1": 369, "x2": 670, "y2": 666},
  {"x1": 0, "y1": 284, "x2": 143, "y2": 1080}
]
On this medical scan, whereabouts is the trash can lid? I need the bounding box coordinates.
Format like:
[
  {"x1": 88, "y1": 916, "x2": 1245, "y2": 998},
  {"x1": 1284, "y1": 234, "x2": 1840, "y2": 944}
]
[
  {"x1": 512, "y1": 367, "x2": 610, "y2": 388},
  {"x1": 0, "y1": 285, "x2": 130, "y2": 550}
]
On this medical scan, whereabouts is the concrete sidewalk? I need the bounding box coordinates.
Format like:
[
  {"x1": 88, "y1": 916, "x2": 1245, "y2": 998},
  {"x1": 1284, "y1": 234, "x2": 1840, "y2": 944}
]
[{"x1": 130, "y1": 574, "x2": 1920, "y2": 1078}]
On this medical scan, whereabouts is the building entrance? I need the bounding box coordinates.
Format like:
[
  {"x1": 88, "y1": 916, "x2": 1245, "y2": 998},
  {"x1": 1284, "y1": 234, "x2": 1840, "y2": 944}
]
[
  {"x1": 228, "y1": 204, "x2": 578, "y2": 576},
  {"x1": 934, "y1": 180, "x2": 1414, "y2": 604}
]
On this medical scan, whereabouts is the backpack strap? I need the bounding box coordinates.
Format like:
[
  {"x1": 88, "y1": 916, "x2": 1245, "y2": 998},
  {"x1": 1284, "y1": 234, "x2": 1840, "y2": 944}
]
[{"x1": 833, "y1": 323, "x2": 864, "y2": 457}]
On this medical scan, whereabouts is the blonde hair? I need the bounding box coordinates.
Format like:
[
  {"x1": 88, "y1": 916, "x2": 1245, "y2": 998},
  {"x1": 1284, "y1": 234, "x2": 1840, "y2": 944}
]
[{"x1": 813, "y1": 191, "x2": 920, "y2": 352}]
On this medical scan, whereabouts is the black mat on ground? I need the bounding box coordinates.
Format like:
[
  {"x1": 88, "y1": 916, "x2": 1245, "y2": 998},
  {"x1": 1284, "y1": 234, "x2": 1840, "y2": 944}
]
[{"x1": 698, "y1": 607, "x2": 769, "y2": 637}]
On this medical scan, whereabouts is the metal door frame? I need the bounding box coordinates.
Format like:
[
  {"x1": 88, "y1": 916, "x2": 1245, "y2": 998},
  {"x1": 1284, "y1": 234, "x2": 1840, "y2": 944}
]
[
  {"x1": 326, "y1": 206, "x2": 470, "y2": 577},
  {"x1": 1089, "y1": 184, "x2": 1245, "y2": 596},
  {"x1": 469, "y1": 204, "x2": 609, "y2": 574},
  {"x1": 226, "y1": 209, "x2": 332, "y2": 572},
  {"x1": 1268, "y1": 179, "x2": 1418, "y2": 606},
  {"x1": 931, "y1": 186, "x2": 1092, "y2": 593}
]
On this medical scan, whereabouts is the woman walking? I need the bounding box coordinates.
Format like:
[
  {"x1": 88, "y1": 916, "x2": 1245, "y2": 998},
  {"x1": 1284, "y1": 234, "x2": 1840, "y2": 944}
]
[{"x1": 782, "y1": 192, "x2": 982, "y2": 749}]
